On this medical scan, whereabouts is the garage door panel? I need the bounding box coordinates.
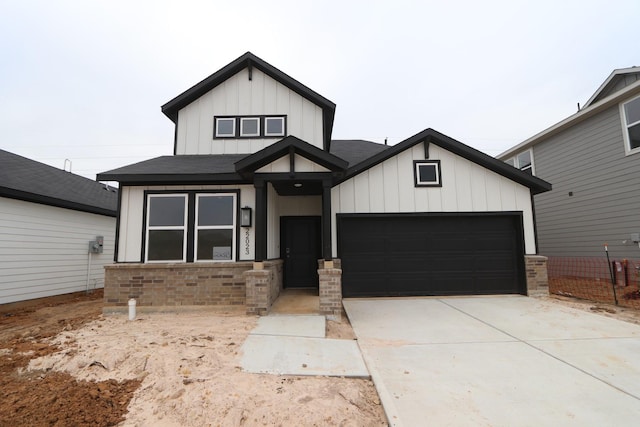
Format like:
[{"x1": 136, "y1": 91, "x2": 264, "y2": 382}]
[{"x1": 339, "y1": 214, "x2": 525, "y2": 297}]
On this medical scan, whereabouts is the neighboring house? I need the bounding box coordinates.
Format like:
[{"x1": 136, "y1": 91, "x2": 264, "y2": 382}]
[
  {"x1": 98, "y1": 52, "x2": 550, "y2": 318},
  {"x1": 498, "y1": 67, "x2": 640, "y2": 260},
  {"x1": 0, "y1": 149, "x2": 117, "y2": 305}
]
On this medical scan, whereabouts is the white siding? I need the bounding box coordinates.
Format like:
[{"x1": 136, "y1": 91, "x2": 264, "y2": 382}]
[
  {"x1": 175, "y1": 68, "x2": 325, "y2": 155},
  {"x1": 255, "y1": 154, "x2": 330, "y2": 174},
  {"x1": 331, "y1": 144, "x2": 536, "y2": 256},
  {"x1": 117, "y1": 184, "x2": 256, "y2": 262},
  {"x1": 0, "y1": 197, "x2": 116, "y2": 304}
]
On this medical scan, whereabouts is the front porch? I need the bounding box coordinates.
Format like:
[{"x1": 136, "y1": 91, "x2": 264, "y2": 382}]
[{"x1": 103, "y1": 259, "x2": 342, "y2": 320}]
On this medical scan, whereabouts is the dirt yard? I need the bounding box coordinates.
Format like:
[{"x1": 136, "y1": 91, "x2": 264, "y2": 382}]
[{"x1": 0, "y1": 291, "x2": 386, "y2": 426}]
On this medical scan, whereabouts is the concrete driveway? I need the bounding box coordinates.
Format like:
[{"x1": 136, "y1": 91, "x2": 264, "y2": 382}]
[{"x1": 343, "y1": 296, "x2": 640, "y2": 426}]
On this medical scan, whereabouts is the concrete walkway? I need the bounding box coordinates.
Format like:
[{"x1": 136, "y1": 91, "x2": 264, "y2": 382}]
[
  {"x1": 344, "y1": 296, "x2": 640, "y2": 427},
  {"x1": 240, "y1": 315, "x2": 369, "y2": 377}
]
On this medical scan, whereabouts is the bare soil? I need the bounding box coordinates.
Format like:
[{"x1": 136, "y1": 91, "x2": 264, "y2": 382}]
[{"x1": 0, "y1": 291, "x2": 386, "y2": 426}]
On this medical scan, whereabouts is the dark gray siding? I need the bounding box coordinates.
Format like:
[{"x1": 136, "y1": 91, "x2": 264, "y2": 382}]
[
  {"x1": 533, "y1": 103, "x2": 640, "y2": 258},
  {"x1": 596, "y1": 73, "x2": 640, "y2": 102}
]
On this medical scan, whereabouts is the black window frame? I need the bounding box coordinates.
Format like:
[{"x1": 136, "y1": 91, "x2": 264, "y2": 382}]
[
  {"x1": 142, "y1": 190, "x2": 241, "y2": 263},
  {"x1": 413, "y1": 160, "x2": 442, "y2": 187},
  {"x1": 213, "y1": 115, "x2": 287, "y2": 139}
]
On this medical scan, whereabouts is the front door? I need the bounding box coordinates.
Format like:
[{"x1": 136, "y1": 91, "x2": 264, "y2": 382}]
[{"x1": 281, "y1": 216, "x2": 321, "y2": 288}]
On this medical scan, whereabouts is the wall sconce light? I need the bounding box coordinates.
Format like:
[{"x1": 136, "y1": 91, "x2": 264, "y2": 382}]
[{"x1": 241, "y1": 206, "x2": 252, "y2": 227}]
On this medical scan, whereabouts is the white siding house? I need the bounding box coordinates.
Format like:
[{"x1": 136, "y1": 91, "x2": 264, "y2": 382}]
[
  {"x1": 0, "y1": 149, "x2": 117, "y2": 305},
  {"x1": 97, "y1": 52, "x2": 551, "y2": 316}
]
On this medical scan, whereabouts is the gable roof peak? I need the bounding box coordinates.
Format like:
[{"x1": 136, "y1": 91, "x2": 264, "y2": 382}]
[
  {"x1": 161, "y1": 52, "x2": 336, "y2": 151},
  {"x1": 584, "y1": 66, "x2": 640, "y2": 108}
]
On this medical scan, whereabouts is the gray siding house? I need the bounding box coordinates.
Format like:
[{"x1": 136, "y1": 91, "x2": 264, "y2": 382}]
[{"x1": 498, "y1": 67, "x2": 640, "y2": 260}]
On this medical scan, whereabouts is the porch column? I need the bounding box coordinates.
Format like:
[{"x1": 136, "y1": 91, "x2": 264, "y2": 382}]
[
  {"x1": 322, "y1": 178, "x2": 332, "y2": 261},
  {"x1": 254, "y1": 179, "x2": 267, "y2": 262}
]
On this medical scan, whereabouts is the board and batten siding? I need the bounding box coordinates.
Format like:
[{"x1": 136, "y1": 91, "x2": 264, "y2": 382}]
[
  {"x1": 532, "y1": 103, "x2": 640, "y2": 258},
  {"x1": 117, "y1": 185, "x2": 256, "y2": 262},
  {"x1": 0, "y1": 197, "x2": 115, "y2": 304},
  {"x1": 175, "y1": 68, "x2": 324, "y2": 155},
  {"x1": 331, "y1": 143, "x2": 537, "y2": 256}
]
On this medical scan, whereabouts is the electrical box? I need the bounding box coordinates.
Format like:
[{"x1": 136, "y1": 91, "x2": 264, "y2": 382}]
[
  {"x1": 631, "y1": 233, "x2": 640, "y2": 243},
  {"x1": 89, "y1": 235, "x2": 104, "y2": 254}
]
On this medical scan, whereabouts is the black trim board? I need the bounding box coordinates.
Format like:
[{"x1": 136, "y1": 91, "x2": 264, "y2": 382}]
[
  {"x1": 235, "y1": 136, "x2": 348, "y2": 175},
  {"x1": 337, "y1": 128, "x2": 552, "y2": 195},
  {"x1": 0, "y1": 187, "x2": 116, "y2": 217},
  {"x1": 161, "y1": 52, "x2": 336, "y2": 151}
]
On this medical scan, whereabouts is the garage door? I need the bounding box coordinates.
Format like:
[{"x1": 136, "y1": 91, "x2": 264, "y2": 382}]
[{"x1": 338, "y1": 214, "x2": 526, "y2": 297}]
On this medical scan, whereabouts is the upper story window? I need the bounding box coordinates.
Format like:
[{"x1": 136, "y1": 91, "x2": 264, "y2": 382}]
[
  {"x1": 413, "y1": 160, "x2": 442, "y2": 187},
  {"x1": 506, "y1": 150, "x2": 534, "y2": 175},
  {"x1": 240, "y1": 117, "x2": 260, "y2": 137},
  {"x1": 214, "y1": 115, "x2": 286, "y2": 139},
  {"x1": 622, "y1": 95, "x2": 640, "y2": 155},
  {"x1": 215, "y1": 118, "x2": 236, "y2": 138},
  {"x1": 264, "y1": 116, "x2": 285, "y2": 137}
]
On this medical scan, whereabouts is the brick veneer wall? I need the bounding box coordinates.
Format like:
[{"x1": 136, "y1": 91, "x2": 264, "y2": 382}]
[
  {"x1": 244, "y1": 260, "x2": 284, "y2": 315},
  {"x1": 104, "y1": 262, "x2": 254, "y2": 309},
  {"x1": 525, "y1": 255, "x2": 549, "y2": 296},
  {"x1": 318, "y1": 259, "x2": 342, "y2": 321}
]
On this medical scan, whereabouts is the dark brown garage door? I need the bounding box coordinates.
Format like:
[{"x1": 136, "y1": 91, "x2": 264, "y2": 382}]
[{"x1": 338, "y1": 214, "x2": 526, "y2": 297}]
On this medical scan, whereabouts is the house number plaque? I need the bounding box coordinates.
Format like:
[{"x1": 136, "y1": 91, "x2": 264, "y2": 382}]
[{"x1": 245, "y1": 228, "x2": 250, "y2": 255}]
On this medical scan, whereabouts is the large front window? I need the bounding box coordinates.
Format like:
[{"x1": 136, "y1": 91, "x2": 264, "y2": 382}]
[
  {"x1": 622, "y1": 95, "x2": 640, "y2": 154},
  {"x1": 196, "y1": 195, "x2": 235, "y2": 261},
  {"x1": 145, "y1": 192, "x2": 237, "y2": 262}
]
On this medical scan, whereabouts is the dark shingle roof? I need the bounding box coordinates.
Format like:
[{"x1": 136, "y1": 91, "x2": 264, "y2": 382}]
[
  {"x1": 97, "y1": 154, "x2": 247, "y2": 184},
  {"x1": 0, "y1": 149, "x2": 118, "y2": 216},
  {"x1": 97, "y1": 140, "x2": 389, "y2": 184},
  {"x1": 330, "y1": 139, "x2": 390, "y2": 166}
]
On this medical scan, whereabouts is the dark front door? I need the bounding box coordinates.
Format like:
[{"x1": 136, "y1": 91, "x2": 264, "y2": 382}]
[{"x1": 281, "y1": 216, "x2": 321, "y2": 288}]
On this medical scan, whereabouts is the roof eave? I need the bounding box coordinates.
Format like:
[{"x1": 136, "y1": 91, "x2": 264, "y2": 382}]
[
  {"x1": 96, "y1": 172, "x2": 246, "y2": 184},
  {"x1": 0, "y1": 187, "x2": 116, "y2": 217},
  {"x1": 498, "y1": 79, "x2": 640, "y2": 160}
]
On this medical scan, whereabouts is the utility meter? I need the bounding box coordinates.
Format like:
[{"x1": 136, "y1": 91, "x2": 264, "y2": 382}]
[{"x1": 89, "y1": 235, "x2": 104, "y2": 254}]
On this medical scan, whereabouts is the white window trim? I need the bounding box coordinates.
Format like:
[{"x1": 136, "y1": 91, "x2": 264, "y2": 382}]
[
  {"x1": 145, "y1": 194, "x2": 188, "y2": 263},
  {"x1": 620, "y1": 94, "x2": 640, "y2": 156},
  {"x1": 414, "y1": 161, "x2": 441, "y2": 186},
  {"x1": 215, "y1": 117, "x2": 236, "y2": 137},
  {"x1": 508, "y1": 149, "x2": 535, "y2": 175},
  {"x1": 239, "y1": 117, "x2": 260, "y2": 137},
  {"x1": 264, "y1": 116, "x2": 285, "y2": 137},
  {"x1": 194, "y1": 193, "x2": 237, "y2": 262}
]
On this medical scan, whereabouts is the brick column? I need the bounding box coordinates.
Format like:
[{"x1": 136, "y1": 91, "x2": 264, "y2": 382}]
[
  {"x1": 318, "y1": 259, "x2": 342, "y2": 321},
  {"x1": 244, "y1": 269, "x2": 272, "y2": 315},
  {"x1": 525, "y1": 255, "x2": 549, "y2": 297}
]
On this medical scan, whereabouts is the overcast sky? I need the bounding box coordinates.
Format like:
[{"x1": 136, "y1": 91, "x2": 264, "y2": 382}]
[{"x1": 1, "y1": 0, "x2": 639, "y2": 181}]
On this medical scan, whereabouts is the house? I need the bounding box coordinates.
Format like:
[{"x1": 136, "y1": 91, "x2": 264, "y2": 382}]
[
  {"x1": 97, "y1": 52, "x2": 551, "y2": 318},
  {"x1": 498, "y1": 67, "x2": 640, "y2": 260},
  {"x1": 0, "y1": 149, "x2": 117, "y2": 305}
]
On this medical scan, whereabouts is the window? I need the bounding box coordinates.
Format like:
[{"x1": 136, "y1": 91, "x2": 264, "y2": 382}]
[
  {"x1": 622, "y1": 95, "x2": 640, "y2": 154},
  {"x1": 507, "y1": 150, "x2": 534, "y2": 175},
  {"x1": 414, "y1": 160, "x2": 442, "y2": 187},
  {"x1": 195, "y1": 194, "x2": 235, "y2": 261},
  {"x1": 215, "y1": 118, "x2": 236, "y2": 137},
  {"x1": 213, "y1": 115, "x2": 286, "y2": 138},
  {"x1": 146, "y1": 195, "x2": 188, "y2": 262},
  {"x1": 145, "y1": 192, "x2": 237, "y2": 263},
  {"x1": 240, "y1": 117, "x2": 260, "y2": 137},
  {"x1": 264, "y1": 116, "x2": 285, "y2": 136}
]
